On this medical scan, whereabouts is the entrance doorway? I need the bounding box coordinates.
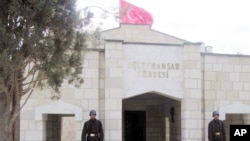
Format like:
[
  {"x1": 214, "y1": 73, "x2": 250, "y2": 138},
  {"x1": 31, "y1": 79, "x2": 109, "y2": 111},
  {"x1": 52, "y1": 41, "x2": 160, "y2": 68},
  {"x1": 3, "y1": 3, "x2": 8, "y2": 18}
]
[
  {"x1": 46, "y1": 114, "x2": 76, "y2": 141},
  {"x1": 125, "y1": 111, "x2": 146, "y2": 141},
  {"x1": 123, "y1": 92, "x2": 181, "y2": 141}
]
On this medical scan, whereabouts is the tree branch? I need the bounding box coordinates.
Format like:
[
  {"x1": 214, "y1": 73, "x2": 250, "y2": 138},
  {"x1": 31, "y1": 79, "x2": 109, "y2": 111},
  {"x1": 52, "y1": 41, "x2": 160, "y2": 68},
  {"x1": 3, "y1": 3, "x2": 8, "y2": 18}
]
[{"x1": 19, "y1": 83, "x2": 35, "y2": 111}]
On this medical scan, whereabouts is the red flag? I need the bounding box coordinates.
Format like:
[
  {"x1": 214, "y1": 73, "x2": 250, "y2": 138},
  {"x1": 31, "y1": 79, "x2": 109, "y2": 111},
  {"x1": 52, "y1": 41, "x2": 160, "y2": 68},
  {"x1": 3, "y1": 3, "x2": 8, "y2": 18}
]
[{"x1": 120, "y1": 0, "x2": 153, "y2": 25}]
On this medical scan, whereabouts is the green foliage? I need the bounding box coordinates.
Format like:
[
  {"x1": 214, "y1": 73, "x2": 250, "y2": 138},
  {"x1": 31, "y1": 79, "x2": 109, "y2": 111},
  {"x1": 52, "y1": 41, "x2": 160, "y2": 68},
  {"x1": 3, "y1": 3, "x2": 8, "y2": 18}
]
[
  {"x1": 0, "y1": 0, "x2": 88, "y2": 93},
  {"x1": 0, "y1": 1, "x2": 99, "y2": 140}
]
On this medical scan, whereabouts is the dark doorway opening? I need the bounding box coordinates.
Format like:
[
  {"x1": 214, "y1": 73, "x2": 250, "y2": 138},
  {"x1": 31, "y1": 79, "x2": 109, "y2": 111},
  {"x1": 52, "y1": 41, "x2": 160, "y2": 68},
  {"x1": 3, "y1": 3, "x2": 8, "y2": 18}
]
[
  {"x1": 46, "y1": 114, "x2": 75, "y2": 141},
  {"x1": 125, "y1": 111, "x2": 146, "y2": 141},
  {"x1": 46, "y1": 114, "x2": 61, "y2": 141}
]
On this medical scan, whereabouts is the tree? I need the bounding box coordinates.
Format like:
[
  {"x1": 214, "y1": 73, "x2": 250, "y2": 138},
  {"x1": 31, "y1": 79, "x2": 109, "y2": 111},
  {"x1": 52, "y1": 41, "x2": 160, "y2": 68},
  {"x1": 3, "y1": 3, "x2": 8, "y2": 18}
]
[{"x1": 0, "y1": 0, "x2": 92, "y2": 141}]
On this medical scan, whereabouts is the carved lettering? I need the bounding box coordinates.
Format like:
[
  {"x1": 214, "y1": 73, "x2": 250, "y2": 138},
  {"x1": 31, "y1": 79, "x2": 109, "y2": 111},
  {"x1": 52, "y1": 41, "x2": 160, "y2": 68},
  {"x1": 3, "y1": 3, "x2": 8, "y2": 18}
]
[{"x1": 128, "y1": 61, "x2": 179, "y2": 79}]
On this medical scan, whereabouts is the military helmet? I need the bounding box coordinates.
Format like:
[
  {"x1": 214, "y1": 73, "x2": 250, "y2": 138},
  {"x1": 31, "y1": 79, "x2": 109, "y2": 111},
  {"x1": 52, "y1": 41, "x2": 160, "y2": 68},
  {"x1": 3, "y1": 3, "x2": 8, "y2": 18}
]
[
  {"x1": 212, "y1": 111, "x2": 219, "y2": 116},
  {"x1": 89, "y1": 110, "x2": 97, "y2": 115}
]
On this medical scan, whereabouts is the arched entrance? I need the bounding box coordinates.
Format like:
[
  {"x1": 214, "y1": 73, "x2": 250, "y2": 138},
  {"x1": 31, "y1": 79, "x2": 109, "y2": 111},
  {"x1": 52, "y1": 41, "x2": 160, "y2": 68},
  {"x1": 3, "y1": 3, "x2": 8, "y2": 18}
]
[
  {"x1": 34, "y1": 100, "x2": 82, "y2": 141},
  {"x1": 218, "y1": 102, "x2": 250, "y2": 140},
  {"x1": 122, "y1": 92, "x2": 181, "y2": 141}
]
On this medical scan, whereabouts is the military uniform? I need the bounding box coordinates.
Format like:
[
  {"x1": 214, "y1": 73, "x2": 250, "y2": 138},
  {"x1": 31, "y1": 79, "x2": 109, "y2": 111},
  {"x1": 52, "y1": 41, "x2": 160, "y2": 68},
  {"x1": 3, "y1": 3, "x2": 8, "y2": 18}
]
[
  {"x1": 208, "y1": 111, "x2": 225, "y2": 141},
  {"x1": 81, "y1": 110, "x2": 104, "y2": 141}
]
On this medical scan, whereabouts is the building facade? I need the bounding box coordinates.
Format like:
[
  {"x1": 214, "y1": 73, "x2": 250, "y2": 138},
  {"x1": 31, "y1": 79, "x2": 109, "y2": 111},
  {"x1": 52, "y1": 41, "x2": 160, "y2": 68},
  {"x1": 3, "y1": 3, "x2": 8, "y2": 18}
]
[{"x1": 20, "y1": 24, "x2": 250, "y2": 141}]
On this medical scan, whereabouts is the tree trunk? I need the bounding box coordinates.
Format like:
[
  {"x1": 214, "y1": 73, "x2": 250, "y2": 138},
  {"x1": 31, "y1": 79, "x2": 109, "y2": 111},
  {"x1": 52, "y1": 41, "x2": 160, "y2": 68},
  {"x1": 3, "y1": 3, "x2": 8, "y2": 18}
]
[
  {"x1": 13, "y1": 114, "x2": 20, "y2": 141},
  {"x1": 0, "y1": 70, "x2": 23, "y2": 141},
  {"x1": 0, "y1": 89, "x2": 19, "y2": 141},
  {"x1": 0, "y1": 100, "x2": 13, "y2": 141}
]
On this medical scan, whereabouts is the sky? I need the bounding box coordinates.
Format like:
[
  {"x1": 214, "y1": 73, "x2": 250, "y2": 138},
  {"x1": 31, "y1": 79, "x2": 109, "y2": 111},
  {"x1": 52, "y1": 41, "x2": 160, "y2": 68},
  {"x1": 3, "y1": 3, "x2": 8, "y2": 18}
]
[{"x1": 77, "y1": 0, "x2": 250, "y2": 55}]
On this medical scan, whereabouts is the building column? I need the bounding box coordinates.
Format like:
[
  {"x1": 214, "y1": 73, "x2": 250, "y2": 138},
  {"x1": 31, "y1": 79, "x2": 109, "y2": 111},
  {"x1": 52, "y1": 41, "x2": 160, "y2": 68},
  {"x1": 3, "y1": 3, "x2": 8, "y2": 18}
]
[
  {"x1": 104, "y1": 41, "x2": 123, "y2": 141},
  {"x1": 182, "y1": 43, "x2": 204, "y2": 141},
  {"x1": 99, "y1": 51, "x2": 106, "y2": 126}
]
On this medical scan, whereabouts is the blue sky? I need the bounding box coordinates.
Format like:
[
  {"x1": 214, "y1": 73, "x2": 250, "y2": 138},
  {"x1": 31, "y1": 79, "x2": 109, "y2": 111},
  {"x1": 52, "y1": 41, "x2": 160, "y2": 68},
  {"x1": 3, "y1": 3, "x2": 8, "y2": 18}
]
[{"x1": 78, "y1": 0, "x2": 250, "y2": 55}]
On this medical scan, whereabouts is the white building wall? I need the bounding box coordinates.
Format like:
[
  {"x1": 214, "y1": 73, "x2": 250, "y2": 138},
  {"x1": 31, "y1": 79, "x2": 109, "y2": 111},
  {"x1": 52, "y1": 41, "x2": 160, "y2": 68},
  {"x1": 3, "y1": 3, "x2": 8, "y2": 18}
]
[
  {"x1": 19, "y1": 24, "x2": 250, "y2": 141},
  {"x1": 181, "y1": 43, "x2": 204, "y2": 141},
  {"x1": 203, "y1": 54, "x2": 250, "y2": 141},
  {"x1": 20, "y1": 50, "x2": 101, "y2": 141},
  {"x1": 104, "y1": 41, "x2": 123, "y2": 141}
]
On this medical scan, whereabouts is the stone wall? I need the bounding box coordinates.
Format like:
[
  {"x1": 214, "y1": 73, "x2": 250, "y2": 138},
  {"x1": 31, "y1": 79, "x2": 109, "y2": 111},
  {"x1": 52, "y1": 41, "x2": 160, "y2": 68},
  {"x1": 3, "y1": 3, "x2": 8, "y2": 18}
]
[
  {"x1": 20, "y1": 50, "x2": 102, "y2": 141},
  {"x1": 104, "y1": 41, "x2": 123, "y2": 141},
  {"x1": 19, "y1": 24, "x2": 250, "y2": 141},
  {"x1": 182, "y1": 43, "x2": 204, "y2": 141},
  {"x1": 146, "y1": 104, "x2": 180, "y2": 141},
  {"x1": 203, "y1": 54, "x2": 250, "y2": 141}
]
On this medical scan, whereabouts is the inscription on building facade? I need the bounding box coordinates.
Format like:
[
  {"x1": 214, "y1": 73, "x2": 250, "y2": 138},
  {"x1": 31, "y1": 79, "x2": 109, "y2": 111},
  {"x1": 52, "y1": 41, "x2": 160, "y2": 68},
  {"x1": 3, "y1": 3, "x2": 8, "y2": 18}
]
[{"x1": 128, "y1": 61, "x2": 180, "y2": 78}]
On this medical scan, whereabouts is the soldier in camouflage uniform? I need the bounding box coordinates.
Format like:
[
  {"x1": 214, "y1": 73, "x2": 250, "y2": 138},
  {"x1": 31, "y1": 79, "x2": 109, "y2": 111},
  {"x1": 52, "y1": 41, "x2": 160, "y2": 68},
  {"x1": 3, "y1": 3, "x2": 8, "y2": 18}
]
[
  {"x1": 81, "y1": 110, "x2": 104, "y2": 141},
  {"x1": 208, "y1": 111, "x2": 226, "y2": 141}
]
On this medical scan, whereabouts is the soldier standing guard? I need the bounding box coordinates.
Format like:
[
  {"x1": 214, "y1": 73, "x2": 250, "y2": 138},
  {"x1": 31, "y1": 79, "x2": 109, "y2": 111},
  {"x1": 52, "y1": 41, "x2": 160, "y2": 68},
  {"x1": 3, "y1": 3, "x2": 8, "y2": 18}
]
[
  {"x1": 208, "y1": 111, "x2": 226, "y2": 141},
  {"x1": 81, "y1": 110, "x2": 104, "y2": 141}
]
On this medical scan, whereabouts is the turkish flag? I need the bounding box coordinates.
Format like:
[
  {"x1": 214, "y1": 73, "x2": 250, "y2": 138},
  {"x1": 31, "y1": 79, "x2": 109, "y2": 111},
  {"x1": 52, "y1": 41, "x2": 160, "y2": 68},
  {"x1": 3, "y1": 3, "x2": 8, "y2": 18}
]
[{"x1": 120, "y1": 0, "x2": 153, "y2": 25}]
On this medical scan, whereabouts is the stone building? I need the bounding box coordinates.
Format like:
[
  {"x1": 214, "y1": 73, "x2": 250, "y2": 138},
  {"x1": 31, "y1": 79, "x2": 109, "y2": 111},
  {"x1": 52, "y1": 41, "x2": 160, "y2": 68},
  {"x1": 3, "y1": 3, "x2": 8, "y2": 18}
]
[{"x1": 20, "y1": 24, "x2": 250, "y2": 141}]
